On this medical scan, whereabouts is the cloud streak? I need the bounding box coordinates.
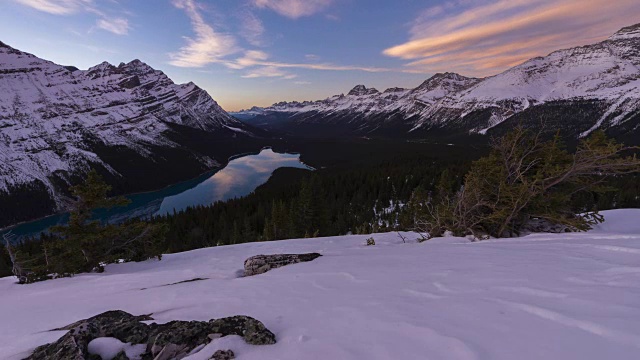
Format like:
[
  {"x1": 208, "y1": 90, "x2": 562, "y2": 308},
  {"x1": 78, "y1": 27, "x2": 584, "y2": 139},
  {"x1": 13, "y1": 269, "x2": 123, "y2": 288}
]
[
  {"x1": 96, "y1": 17, "x2": 129, "y2": 35},
  {"x1": 384, "y1": 0, "x2": 640, "y2": 76},
  {"x1": 14, "y1": 0, "x2": 91, "y2": 15},
  {"x1": 238, "y1": 10, "x2": 265, "y2": 46},
  {"x1": 223, "y1": 50, "x2": 415, "y2": 78},
  {"x1": 252, "y1": 0, "x2": 333, "y2": 19},
  {"x1": 169, "y1": 0, "x2": 238, "y2": 67},
  {"x1": 169, "y1": 2, "x2": 412, "y2": 79},
  {"x1": 14, "y1": 0, "x2": 131, "y2": 35}
]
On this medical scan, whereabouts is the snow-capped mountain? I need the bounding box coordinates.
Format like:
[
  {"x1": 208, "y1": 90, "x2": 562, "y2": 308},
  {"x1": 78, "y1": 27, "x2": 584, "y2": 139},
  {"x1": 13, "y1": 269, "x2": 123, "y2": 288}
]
[
  {"x1": 232, "y1": 24, "x2": 640, "y2": 140},
  {"x1": 232, "y1": 72, "x2": 479, "y2": 133},
  {"x1": 0, "y1": 41, "x2": 257, "y2": 227}
]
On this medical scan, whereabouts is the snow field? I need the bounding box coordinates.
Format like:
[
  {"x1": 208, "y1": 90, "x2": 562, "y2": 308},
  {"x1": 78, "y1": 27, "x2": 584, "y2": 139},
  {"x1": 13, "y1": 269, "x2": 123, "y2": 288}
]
[{"x1": 0, "y1": 209, "x2": 639, "y2": 359}]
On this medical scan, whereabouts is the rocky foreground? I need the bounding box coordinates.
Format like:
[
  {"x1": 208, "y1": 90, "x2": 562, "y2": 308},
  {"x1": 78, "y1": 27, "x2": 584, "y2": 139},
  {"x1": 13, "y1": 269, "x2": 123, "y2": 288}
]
[{"x1": 27, "y1": 311, "x2": 274, "y2": 360}]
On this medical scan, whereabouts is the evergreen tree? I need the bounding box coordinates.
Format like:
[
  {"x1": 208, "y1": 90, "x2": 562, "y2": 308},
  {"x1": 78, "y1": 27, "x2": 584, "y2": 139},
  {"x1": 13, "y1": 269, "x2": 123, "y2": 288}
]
[
  {"x1": 0, "y1": 243, "x2": 11, "y2": 278},
  {"x1": 1, "y1": 238, "x2": 17, "y2": 278},
  {"x1": 11, "y1": 170, "x2": 167, "y2": 283},
  {"x1": 415, "y1": 128, "x2": 640, "y2": 238}
]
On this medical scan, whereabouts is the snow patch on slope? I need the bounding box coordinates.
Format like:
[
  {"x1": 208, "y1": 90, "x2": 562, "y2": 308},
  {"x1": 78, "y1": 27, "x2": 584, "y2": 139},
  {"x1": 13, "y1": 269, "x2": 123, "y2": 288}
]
[{"x1": 0, "y1": 42, "x2": 245, "y2": 207}]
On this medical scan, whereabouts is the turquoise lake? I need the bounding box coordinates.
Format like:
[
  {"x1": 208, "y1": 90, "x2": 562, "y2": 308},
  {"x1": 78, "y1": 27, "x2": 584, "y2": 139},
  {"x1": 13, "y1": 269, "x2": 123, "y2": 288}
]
[{"x1": 2, "y1": 148, "x2": 312, "y2": 240}]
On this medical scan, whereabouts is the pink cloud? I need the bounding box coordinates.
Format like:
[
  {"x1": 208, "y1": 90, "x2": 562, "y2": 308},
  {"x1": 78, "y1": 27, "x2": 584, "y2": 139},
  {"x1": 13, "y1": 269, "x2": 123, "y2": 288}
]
[
  {"x1": 252, "y1": 0, "x2": 333, "y2": 19},
  {"x1": 384, "y1": 0, "x2": 640, "y2": 76}
]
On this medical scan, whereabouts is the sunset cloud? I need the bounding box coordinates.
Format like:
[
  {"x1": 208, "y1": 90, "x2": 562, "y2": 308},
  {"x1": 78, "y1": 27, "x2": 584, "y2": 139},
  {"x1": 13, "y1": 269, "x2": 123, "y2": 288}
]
[
  {"x1": 14, "y1": 0, "x2": 132, "y2": 36},
  {"x1": 252, "y1": 0, "x2": 333, "y2": 19},
  {"x1": 238, "y1": 10, "x2": 265, "y2": 46},
  {"x1": 242, "y1": 66, "x2": 297, "y2": 79},
  {"x1": 225, "y1": 49, "x2": 404, "y2": 75},
  {"x1": 169, "y1": 0, "x2": 403, "y2": 78},
  {"x1": 13, "y1": 0, "x2": 91, "y2": 15},
  {"x1": 169, "y1": 0, "x2": 238, "y2": 67},
  {"x1": 384, "y1": 0, "x2": 640, "y2": 76}
]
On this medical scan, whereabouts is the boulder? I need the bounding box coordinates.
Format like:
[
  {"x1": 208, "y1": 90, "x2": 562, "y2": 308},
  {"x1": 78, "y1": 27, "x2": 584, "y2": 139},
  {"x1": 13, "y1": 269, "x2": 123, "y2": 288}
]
[
  {"x1": 521, "y1": 218, "x2": 574, "y2": 234},
  {"x1": 26, "y1": 311, "x2": 275, "y2": 360},
  {"x1": 211, "y1": 349, "x2": 235, "y2": 360},
  {"x1": 243, "y1": 253, "x2": 322, "y2": 276}
]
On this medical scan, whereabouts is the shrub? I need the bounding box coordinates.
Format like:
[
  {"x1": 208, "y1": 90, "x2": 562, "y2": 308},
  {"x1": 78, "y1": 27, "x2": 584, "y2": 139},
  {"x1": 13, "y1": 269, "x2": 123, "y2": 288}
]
[{"x1": 412, "y1": 128, "x2": 640, "y2": 239}]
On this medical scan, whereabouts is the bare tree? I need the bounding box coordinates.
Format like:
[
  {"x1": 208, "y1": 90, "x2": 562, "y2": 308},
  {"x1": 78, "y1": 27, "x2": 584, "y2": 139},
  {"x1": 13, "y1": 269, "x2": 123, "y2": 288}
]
[{"x1": 3, "y1": 231, "x2": 27, "y2": 283}]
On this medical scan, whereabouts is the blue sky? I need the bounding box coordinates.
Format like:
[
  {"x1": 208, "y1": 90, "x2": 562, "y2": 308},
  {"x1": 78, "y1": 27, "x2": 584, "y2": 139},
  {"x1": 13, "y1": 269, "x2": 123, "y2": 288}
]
[{"x1": 1, "y1": 0, "x2": 639, "y2": 111}]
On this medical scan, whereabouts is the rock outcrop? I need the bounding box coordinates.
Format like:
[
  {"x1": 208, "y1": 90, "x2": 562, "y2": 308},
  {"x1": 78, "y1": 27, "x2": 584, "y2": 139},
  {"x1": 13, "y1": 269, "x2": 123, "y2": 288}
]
[
  {"x1": 211, "y1": 349, "x2": 235, "y2": 360},
  {"x1": 244, "y1": 253, "x2": 322, "y2": 276},
  {"x1": 26, "y1": 310, "x2": 275, "y2": 360}
]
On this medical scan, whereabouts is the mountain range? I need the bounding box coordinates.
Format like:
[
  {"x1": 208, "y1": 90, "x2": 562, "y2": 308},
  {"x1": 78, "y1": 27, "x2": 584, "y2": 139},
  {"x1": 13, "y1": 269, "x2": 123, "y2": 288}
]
[
  {"x1": 232, "y1": 24, "x2": 640, "y2": 142},
  {"x1": 2, "y1": 23, "x2": 640, "y2": 228},
  {"x1": 0, "y1": 41, "x2": 263, "y2": 227}
]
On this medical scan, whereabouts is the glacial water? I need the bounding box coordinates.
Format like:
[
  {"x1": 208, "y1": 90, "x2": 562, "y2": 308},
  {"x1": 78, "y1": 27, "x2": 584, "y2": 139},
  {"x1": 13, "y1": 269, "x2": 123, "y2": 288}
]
[{"x1": 2, "y1": 148, "x2": 312, "y2": 240}]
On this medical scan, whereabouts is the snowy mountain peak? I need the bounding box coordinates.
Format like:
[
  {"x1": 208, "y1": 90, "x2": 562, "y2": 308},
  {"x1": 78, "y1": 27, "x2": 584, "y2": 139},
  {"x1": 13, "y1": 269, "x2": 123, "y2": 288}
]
[
  {"x1": 96, "y1": 60, "x2": 114, "y2": 68},
  {"x1": 348, "y1": 85, "x2": 380, "y2": 96},
  {"x1": 415, "y1": 72, "x2": 477, "y2": 90},
  {"x1": 121, "y1": 59, "x2": 155, "y2": 74},
  {"x1": 87, "y1": 61, "x2": 116, "y2": 75},
  {"x1": 0, "y1": 43, "x2": 252, "y2": 225},
  {"x1": 383, "y1": 87, "x2": 407, "y2": 93},
  {"x1": 609, "y1": 23, "x2": 640, "y2": 41}
]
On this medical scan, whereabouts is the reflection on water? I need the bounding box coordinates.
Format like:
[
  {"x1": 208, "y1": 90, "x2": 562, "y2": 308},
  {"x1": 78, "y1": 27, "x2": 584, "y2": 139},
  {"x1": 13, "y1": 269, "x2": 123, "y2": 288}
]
[
  {"x1": 3, "y1": 148, "x2": 312, "y2": 240},
  {"x1": 157, "y1": 148, "x2": 312, "y2": 215}
]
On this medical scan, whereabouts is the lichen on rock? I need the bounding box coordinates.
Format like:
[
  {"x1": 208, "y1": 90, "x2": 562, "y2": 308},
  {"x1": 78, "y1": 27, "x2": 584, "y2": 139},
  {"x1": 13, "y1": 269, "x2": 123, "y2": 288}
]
[
  {"x1": 26, "y1": 311, "x2": 275, "y2": 360},
  {"x1": 243, "y1": 253, "x2": 322, "y2": 276}
]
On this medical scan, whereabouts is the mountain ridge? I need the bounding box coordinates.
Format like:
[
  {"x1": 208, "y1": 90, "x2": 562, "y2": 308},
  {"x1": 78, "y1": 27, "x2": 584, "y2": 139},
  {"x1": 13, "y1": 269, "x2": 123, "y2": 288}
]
[
  {"x1": 232, "y1": 24, "x2": 640, "y2": 141},
  {"x1": 0, "y1": 41, "x2": 261, "y2": 227}
]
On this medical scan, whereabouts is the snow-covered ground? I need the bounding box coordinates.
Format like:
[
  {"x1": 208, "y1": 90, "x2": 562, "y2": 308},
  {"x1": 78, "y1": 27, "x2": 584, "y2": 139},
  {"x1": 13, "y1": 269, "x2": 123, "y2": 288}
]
[{"x1": 1, "y1": 209, "x2": 640, "y2": 359}]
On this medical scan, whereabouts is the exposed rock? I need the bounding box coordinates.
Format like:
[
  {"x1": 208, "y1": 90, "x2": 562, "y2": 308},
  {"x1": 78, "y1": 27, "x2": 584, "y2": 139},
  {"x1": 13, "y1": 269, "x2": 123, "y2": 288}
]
[
  {"x1": 209, "y1": 315, "x2": 276, "y2": 345},
  {"x1": 521, "y1": 218, "x2": 575, "y2": 234},
  {"x1": 140, "y1": 277, "x2": 209, "y2": 290},
  {"x1": 211, "y1": 349, "x2": 235, "y2": 360},
  {"x1": 26, "y1": 311, "x2": 275, "y2": 360},
  {"x1": 244, "y1": 253, "x2": 322, "y2": 276},
  {"x1": 118, "y1": 75, "x2": 140, "y2": 89}
]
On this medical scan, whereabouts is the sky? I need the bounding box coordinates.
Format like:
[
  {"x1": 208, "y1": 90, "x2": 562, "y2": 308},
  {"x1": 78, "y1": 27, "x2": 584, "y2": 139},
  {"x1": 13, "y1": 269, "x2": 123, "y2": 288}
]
[{"x1": 1, "y1": 1, "x2": 639, "y2": 111}]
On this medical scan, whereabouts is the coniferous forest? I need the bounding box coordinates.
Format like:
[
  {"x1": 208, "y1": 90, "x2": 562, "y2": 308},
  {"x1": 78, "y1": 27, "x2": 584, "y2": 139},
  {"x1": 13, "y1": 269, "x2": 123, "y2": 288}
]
[{"x1": 2, "y1": 135, "x2": 639, "y2": 281}]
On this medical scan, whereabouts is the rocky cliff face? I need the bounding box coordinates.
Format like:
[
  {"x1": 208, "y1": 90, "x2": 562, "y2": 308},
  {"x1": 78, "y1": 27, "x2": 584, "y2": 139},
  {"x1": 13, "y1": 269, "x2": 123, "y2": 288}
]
[
  {"x1": 232, "y1": 24, "x2": 640, "y2": 140},
  {"x1": 0, "y1": 42, "x2": 257, "y2": 227}
]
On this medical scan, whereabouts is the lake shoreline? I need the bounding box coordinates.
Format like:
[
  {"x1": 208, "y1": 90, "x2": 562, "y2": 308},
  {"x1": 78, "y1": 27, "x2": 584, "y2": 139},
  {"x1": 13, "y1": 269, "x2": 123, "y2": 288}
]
[{"x1": 1, "y1": 148, "x2": 312, "y2": 240}]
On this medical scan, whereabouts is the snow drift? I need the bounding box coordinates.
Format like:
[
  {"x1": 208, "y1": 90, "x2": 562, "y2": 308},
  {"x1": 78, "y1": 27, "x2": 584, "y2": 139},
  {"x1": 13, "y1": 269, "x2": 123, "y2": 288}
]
[{"x1": 1, "y1": 209, "x2": 639, "y2": 359}]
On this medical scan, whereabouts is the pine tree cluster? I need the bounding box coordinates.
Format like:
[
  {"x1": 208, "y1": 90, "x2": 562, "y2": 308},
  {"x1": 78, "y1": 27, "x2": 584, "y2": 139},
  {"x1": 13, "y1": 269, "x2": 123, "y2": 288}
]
[{"x1": 6, "y1": 171, "x2": 167, "y2": 283}]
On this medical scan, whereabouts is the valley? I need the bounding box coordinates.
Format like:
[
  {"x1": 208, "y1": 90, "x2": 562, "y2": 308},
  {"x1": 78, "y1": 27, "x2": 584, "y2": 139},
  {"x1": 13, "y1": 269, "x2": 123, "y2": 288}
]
[
  {"x1": 1, "y1": 3, "x2": 640, "y2": 360},
  {"x1": 2, "y1": 148, "x2": 312, "y2": 239}
]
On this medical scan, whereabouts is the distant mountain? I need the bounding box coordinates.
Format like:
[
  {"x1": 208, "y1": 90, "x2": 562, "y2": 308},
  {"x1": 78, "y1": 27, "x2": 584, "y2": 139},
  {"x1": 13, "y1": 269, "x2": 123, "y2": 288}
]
[
  {"x1": 232, "y1": 24, "x2": 640, "y2": 142},
  {"x1": 0, "y1": 41, "x2": 260, "y2": 227}
]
